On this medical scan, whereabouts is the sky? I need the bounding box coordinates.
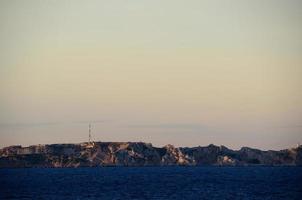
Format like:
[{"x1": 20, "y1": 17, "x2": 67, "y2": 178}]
[{"x1": 0, "y1": 0, "x2": 301, "y2": 150}]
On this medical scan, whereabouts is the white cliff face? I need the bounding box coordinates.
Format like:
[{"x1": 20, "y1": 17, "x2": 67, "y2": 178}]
[
  {"x1": 161, "y1": 145, "x2": 195, "y2": 165},
  {"x1": 217, "y1": 156, "x2": 238, "y2": 166}
]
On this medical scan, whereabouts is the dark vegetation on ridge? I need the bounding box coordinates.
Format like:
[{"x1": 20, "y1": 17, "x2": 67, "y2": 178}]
[{"x1": 0, "y1": 142, "x2": 301, "y2": 168}]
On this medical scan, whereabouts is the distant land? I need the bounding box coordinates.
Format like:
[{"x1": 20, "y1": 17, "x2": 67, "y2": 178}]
[{"x1": 0, "y1": 142, "x2": 301, "y2": 168}]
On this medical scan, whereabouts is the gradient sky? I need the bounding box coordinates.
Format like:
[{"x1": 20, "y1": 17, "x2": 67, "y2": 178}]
[{"x1": 0, "y1": 0, "x2": 301, "y2": 150}]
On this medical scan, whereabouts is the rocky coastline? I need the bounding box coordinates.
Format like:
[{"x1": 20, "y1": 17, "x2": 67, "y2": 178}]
[{"x1": 0, "y1": 142, "x2": 301, "y2": 168}]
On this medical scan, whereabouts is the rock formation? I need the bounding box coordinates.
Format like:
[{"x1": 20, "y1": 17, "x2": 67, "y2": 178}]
[{"x1": 0, "y1": 142, "x2": 301, "y2": 168}]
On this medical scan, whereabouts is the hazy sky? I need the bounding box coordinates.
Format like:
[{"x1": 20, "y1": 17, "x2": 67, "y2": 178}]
[{"x1": 0, "y1": 0, "x2": 301, "y2": 150}]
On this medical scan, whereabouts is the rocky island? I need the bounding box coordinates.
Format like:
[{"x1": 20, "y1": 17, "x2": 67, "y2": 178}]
[{"x1": 0, "y1": 142, "x2": 301, "y2": 168}]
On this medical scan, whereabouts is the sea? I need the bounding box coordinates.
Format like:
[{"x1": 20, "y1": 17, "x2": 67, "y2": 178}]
[{"x1": 0, "y1": 166, "x2": 301, "y2": 200}]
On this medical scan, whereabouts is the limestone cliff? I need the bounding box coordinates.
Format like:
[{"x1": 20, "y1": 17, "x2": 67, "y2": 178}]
[{"x1": 0, "y1": 142, "x2": 301, "y2": 168}]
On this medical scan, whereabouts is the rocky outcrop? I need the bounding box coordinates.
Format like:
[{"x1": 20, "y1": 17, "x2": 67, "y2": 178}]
[
  {"x1": 0, "y1": 142, "x2": 301, "y2": 168},
  {"x1": 161, "y1": 144, "x2": 195, "y2": 165}
]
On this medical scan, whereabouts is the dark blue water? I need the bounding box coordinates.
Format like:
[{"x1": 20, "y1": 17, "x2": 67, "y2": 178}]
[{"x1": 1, "y1": 167, "x2": 301, "y2": 200}]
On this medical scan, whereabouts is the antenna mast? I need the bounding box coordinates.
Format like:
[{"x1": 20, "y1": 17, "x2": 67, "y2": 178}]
[{"x1": 89, "y1": 123, "x2": 92, "y2": 143}]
